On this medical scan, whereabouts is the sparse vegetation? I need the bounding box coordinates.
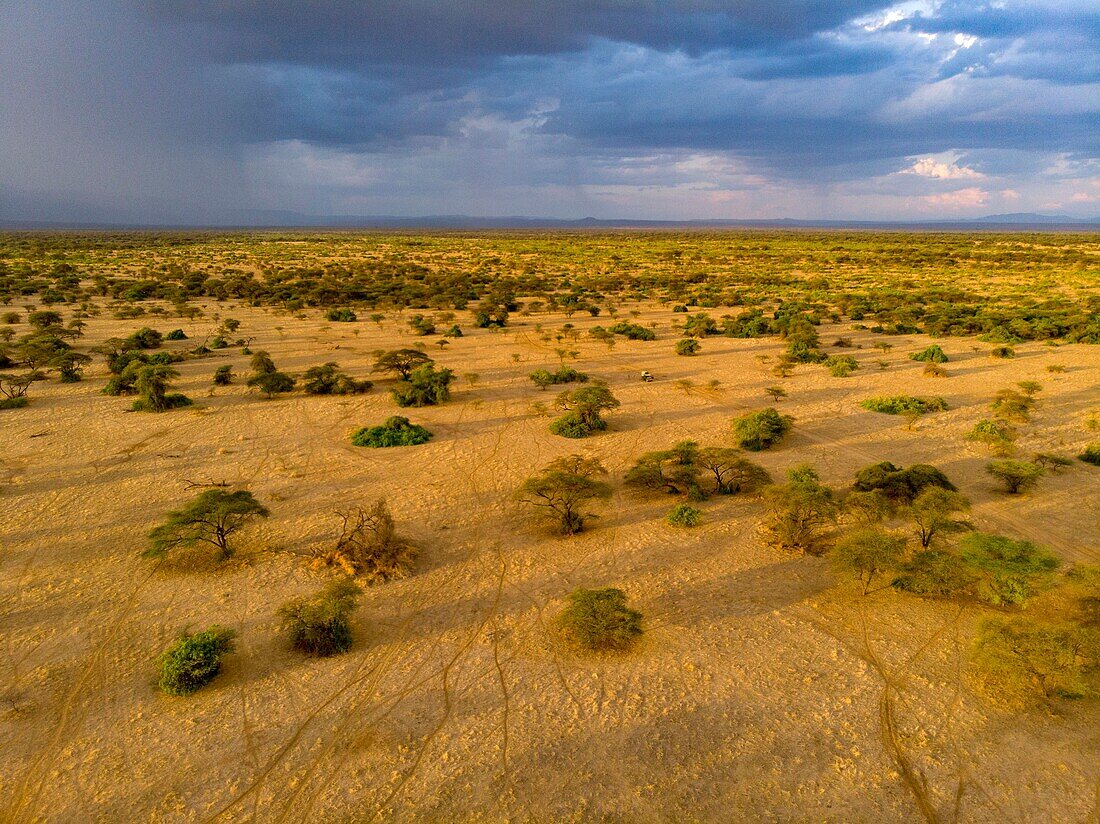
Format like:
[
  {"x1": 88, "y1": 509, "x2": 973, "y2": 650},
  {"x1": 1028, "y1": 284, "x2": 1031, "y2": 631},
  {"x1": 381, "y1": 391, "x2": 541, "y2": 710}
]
[
  {"x1": 278, "y1": 579, "x2": 362, "y2": 656},
  {"x1": 861, "y1": 395, "x2": 948, "y2": 415},
  {"x1": 733, "y1": 407, "x2": 793, "y2": 451},
  {"x1": 515, "y1": 455, "x2": 612, "y2": 534},
  {"x1": 557, "y1": 587, "x2": 643, "y2": 653},
  {"x1": 145, "y1": 489, "x2": 269, "y2": 561},
  {"x1": 157, "y1": 627, "x2": 236, "y2": 696},
  {"x1": 351, "y1": 416, "x2": 432, "y2": 447}
]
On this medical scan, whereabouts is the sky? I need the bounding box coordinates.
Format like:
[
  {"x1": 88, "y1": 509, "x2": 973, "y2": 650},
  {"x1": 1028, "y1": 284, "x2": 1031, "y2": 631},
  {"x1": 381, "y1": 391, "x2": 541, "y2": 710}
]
[{"x1": 1, "y1": 0, "x2": 1098, "y2": 223}]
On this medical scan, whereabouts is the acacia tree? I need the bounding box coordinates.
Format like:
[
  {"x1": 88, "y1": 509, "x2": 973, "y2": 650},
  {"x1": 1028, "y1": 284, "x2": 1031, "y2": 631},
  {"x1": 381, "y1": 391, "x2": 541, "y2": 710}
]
[
  {"x1": 907, "y1": 487, "x2": 971, "y2": 548},
  {"x1": 831, "y1": 527, "x2": 906, "y2": 594},
  {"x1": 514, "y1": 455, "x2": 612, "y2": 535},
  {"x1": 372, "y1": 348, "x2": 433, "y2": 380},
  {"x1": 145, "y1": 489, "x2": 270, "y2": 560},
  {"x1": 550, "y1": 384, "x2": 620, "y2": 438},
  {"x1": 624, "y1": 441, "x2": 703, "y2": 498},
  {"x1": 987, "y1": 460, "x2": 1044, "y2": 494},
  {"x1": 696, "y1": 448, "x2": 771, "y2": 495},
  {"x1": 761, "y1": 465, "x2": 838, "y2": 555}
]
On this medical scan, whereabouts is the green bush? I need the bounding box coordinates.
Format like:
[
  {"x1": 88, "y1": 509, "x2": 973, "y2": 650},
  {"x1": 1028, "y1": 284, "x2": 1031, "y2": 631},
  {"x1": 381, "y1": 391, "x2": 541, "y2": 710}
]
[
  {"x1": 824, "y1": 354, "x2": 858, "y2": 377},
  {"x1": 0, "y1": 396, "x2": 29, "y2": 410},
  {"x1": 326, "y1": 308, "x2": 357, "y2": 322},
  {"x1": 247, "y1": 370, "x2": 295, "y2": 397},
  {"x1": 391, "y1": 364, "x2": 454, "y2": 407},
  {"x1": 213, "y1": 365, "x2": 233, "y2": 385},
  {"x1": 557, "y1": 588, "x2": 643, "y2": 652},
  {"x1": 733, "y1": 407, "x2": 793, "y2": 451},
  {"x1": 608, "y1": 321, "x2": 656, "y2": 341},
  {"x1": 959, "y1": 532, "x2": 1059, "y2": 607},
  {"x1": 909, "y1": 345, "x2": 948, "y2": 363},
  {"x1": 157, "y1": 627, "x2": 236, "y2": 696},
  {"x1": 675, "y1": 338, "x2": 700, "y2": 356},
  {"x1": 351, "y1": 416, "x2": 433, "y2": 447},
  {"x1": 278, "y1": 579, "x2": 361, "y2": 656},
  {"x1": 130, "y1": 364, "x2": 192, "y2": 412},
  {"x1": 861, "y1": 395, "x2": 948, "y2": 415},
  {"x1": 852, "y1": 461, "x2": 955, "y2": 504},
  {"x1": 666, "y1": 504, "x2": 703, "y2": 527},
  {"x1": 530, "y1": 365, "x2": 588, "y2": 389},
  {"x1": 967, "y1": 419, "x2": 1017, "y2": 454},
  {"x1": 550, "y1": 385, "x2": 619, "y2": 438},
  {"x1": 989, "y1": 345, "x2": 1016, "y2": 359},
  {"x1": 892, "y1": 549, "x2": 978, "y2": 597},
  {"x1": 971, "y1": 617, "x2": 1093, "y2": 701},
  {"x1": 165, "y1": 329, "x2": 188, "y2": 340},
  {"x1": 1079, "y1": 444, "x2": 1100, "y2": 466}
]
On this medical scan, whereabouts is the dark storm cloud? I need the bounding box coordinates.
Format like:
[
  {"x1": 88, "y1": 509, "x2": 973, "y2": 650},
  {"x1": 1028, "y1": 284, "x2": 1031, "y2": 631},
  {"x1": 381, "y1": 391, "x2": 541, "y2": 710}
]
[
  {"x1": 1, "y1": 0, "x2": 1097, "y2": 222},
  {"x1": 138, "y1": 1, "x2": 892, "y2": 66}
]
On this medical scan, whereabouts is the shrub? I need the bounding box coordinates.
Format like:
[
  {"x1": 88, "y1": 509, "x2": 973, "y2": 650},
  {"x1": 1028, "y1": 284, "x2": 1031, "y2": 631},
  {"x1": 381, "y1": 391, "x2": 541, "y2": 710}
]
[
  {"x1": 959, "y1": 532, "x2": 1058, "y2": 607},
  {"x1": 408, "y1": 314, "x2": 436, "y2": 335},
  {"x1": 351, "y1": 416, "x2": 432, "y2": 447},
  {"x1": 989, "y1": 345, "x2": 1015, "y2": 359},
  {"x1": 733, "y1": 407, "x2": 793, "y2": 451},
  {"x1": 761, "y1": 466, "x2": 838, "y2": 555},
  {"x1": 608, "y1": 321, "x2": 655, "y2": 341},
  {"x1": 831, "y1": 527, "x2": 906, "y2": 594},
  {"x1": 1079, "y1": 444, "x2": 1100, "y2": 466},
  {"x1": 530, "y1": 366, "x2": 588, "y2": 389},
  {"x1": 967, "y1": 419, "x2": 1017, "y2": 454},
  {"x1": 314, "y1": 500, "x2": 417, "y2": 582},
  {"x1": 326, "y1": 308, "x2": 357, "y2": 322},
  {"x1": 892, "y1": 549, "x2": 978, "y2": 597},
  {"x1": 278, "y1": 579, "x2": 362, "y2": 656},
  {"x1": 861, "y1": 395, "x2": 948, "y2": 415},
  {"x1": 391, "y1": 364, "x2": 454, "y2": 407},
  {"x1": 824, "y1": 354, "x2": 858, "y2": 377},
  {"x1": 922, "y1": 362, "x2": 948, "y2": 378},
  {"x1": 302, "y1": 362, "x2": 372, "y2": 395},
  {"x1": 666, "y1": 503, "x2": 702, "y2": 527},
  {"x1": 675, "y1": 338, "x2": 700, "y2": 356},
  {"x1": 852, "y1": 461, "x2": 955, "y2": 504},
  {"x1": 990, "y1": 388, "x2": 1033, "y2": 423},
  {"x1": 126, "y1": 327, "x2": 163, "y2": 349},
  {"x1": 514, "y1": 455, "x2": 612, "y2": 535},
  {"x1": 157, "y1": 627, "x2": 236, "y2": 696},
  {"x1": 213, "y1": 365, "x2": 233, "y2": 385},
  {"x1": 909, "y1": 344, "x2": 949, "y2": 363},
  {"x1": 557, "y1": 588, "x2": 643, "y2": 653},
  {"x1": 248, "y1": 369, "x2": 295, "y2": 397},
  {"x1": 145, "y1": 489, "x2": 269, "y2": 561},
  {"x1": 131, "y1": 364, "x2": 192, "y2": 412},
  {"x1": 549, "y1": 385, "x2": 620, "y2": 438},
  {"x1": 165, "y1": 329, "x2": 188, "y2": 340},
  {"x1": 971, "y1": 617, "x2": 1093, "y2": 701},
  {"x1": 986, "y1": 460, "x2": 1044, "y2": 494}
]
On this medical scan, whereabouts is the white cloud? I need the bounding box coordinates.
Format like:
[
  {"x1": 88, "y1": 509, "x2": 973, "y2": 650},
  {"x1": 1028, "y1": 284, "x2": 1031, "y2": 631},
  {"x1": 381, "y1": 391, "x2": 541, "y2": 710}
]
[{"x1": 899, "y1": 154, "x2": 983, "y2": 179}]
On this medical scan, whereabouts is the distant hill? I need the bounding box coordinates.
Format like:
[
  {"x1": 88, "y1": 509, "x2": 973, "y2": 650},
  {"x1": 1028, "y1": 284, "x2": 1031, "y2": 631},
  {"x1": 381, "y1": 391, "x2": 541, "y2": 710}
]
[{"x1": 1, "y1": 190, "x2": 1097, "y2": 231}]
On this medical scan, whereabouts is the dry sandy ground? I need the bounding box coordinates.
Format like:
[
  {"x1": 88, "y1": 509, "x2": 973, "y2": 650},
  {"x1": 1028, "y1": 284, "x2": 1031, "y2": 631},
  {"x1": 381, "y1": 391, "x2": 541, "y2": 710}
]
[{"x1": 1, "y1": 302, "x2": 1098, "y2": 823}]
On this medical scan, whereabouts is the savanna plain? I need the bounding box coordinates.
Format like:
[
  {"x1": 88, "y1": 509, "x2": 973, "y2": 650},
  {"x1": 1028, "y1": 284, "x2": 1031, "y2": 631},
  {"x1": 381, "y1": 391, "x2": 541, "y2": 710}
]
[{"x1": 0, "y1": 231, "x2": 1098, "y2": 823}]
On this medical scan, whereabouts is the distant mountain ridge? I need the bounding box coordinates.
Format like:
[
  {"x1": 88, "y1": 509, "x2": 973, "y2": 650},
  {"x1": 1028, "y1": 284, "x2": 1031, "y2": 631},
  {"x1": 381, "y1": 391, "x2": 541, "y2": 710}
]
[{"x1": 1, "y1": 191, "x2": 1097, "y2": 231}]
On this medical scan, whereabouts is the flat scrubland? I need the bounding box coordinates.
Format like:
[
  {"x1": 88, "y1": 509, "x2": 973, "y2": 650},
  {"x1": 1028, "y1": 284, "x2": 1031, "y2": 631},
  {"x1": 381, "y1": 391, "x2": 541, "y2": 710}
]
[{"x1": 0, "y1": 231, "x2": 1098, "y2": 823}]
